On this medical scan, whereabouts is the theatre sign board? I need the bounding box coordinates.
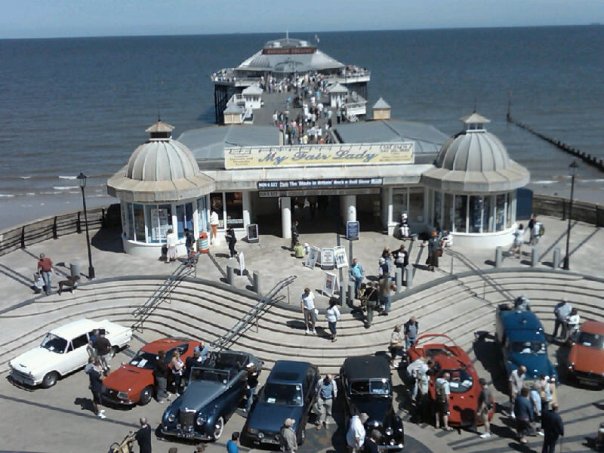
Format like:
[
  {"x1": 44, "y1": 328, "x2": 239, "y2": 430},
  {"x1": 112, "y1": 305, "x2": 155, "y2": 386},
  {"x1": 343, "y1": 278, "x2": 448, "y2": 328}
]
[{"x1": 224, "y1": 142, "x2": 414, "y2": 169}]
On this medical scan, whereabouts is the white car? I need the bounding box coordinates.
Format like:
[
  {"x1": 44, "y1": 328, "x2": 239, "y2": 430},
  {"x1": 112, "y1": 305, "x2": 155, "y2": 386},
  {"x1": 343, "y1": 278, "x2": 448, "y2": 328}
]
[{"x1": 9, "y1": 318, "x2": 132, "y2": 388}]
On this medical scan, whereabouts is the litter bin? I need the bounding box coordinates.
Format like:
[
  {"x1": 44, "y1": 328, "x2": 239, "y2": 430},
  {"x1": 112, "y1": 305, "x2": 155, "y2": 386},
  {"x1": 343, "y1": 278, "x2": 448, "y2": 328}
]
[
  {"x1": 198, "y1": 231, "x2": 210, "y2": 254},
  {"x1": 70, "y1": 262, "x2": 81, "y2": 278}
]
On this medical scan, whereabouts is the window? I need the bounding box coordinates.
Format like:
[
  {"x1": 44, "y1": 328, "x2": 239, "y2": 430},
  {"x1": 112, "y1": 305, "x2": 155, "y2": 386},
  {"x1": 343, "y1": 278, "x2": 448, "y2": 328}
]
[
  {"x1": 408, "y1": 189, "x2": 424, "y2": 223},
  {"x1": 433, "y1": 191, "x2": 442, "y2": 229},
  {"x1": 469, "y1": 196, "x2": 483, "y2": 233},
  {"x1": 483, "y1": 196, "x2": 494, "y2": 232},
  {"x1": 496, "y1": 194, "x2": 506, "y2": 231},
  {"x1": 176, "y1": 203, "x2": 193, "y2": 238},
  {"x1": 147, "y1": 204, "x2": 172, "y2": 243},
  {"x1": 210, "y1": 193, "x2": 224, "y2": 228},
  {"x1": 261, "y1": 383, "x2": 303, "y2": 406},
  {"x1": 197, "y1": 197, "x2": 209, "y2": 233},
  {"x1": 133, "y1": 204, "x2": 146, "y2": 242},
  {"x1": 506, "y1": 192, "x2": 514, "y2": 228},
  {"x1": 443, "y1": 193, "x2": 453, "y2": 231},
  {"x1": 41, "y1": 334, "x2": 68, "y2": 354},
  {"x1": 454, "y1": 195, "x2": 467, "y2": 233},
  {"x1": 225, "y1": 192, "x2": 243, "y2": 227},
  {"x1": 71, "y1": 334, "x2": 88, "y2": 350},
  {"x1": 392, "y1": 188, "x2": 408, "y2": 220}
]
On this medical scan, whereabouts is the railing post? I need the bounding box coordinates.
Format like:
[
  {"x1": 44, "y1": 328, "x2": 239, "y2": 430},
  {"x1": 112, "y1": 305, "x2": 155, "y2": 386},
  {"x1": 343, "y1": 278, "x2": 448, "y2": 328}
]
[
  {"x1": 77, "y1": 211, "x2": 82, "y2": 234},
  {"x1": 395, "y1": 267, "x2": 403, "y2": 293},
  {"x1": 226, "y1": 265, "x2": 235, "y2": 285},
  {"x1": 253, "y1": 271, "x2": 262, "y2": 296},
  {"x1": 405, "y1": 264, "x2": 414, "y2": 289},
  {"x1": 531, "y1": 246, "x2": 539, "y2": 268},
  {"x1": 495, "y1": 246, "x2": 503, "y2": 268},
  {"x1": 20, "y1": 226, "x2": 26, "y2": 248},
  {"x1": 53, "y1": 216, "x2": 58, "y2": 239},
  {"x1": 553, "y1": 248, "x2": 561, "y2": 269}
]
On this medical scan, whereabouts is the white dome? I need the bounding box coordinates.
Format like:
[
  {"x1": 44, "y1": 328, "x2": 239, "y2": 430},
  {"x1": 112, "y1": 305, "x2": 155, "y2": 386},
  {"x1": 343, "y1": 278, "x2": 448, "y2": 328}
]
[
  {"x1": 436, "y1": 130, "x2": 510, "y2": 172},
  {"x1": 127, "y1": 139, "x2": 200, "y2": 182}
]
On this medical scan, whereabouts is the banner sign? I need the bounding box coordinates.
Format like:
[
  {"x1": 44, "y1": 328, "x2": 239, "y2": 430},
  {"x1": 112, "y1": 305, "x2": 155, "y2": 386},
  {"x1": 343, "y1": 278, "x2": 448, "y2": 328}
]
[
  {"x1": 305, "y1": 246, "x2": 320, "y2": 269},
  {"x1": 258, "y1": 178, "x2": 383, "y2": 190},
  {"x1": 323, "y1": 272, "x2": 338, "y2": 297},
  {"x1": 225, "y1": 142, "x2": 414, "y2": 169},
  {"x1": 346, "y1": 221, "x2": 360, "y2": 241},
  {"x1": 334, "y1": 246, "x2": 348, "y2": 269},
  {"x1": 320, "y1": 248, "x2": 336, "y2": 270}
]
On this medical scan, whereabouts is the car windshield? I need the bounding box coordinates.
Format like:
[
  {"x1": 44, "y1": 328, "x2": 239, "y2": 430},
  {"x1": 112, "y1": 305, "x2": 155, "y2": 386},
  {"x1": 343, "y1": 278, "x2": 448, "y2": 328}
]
[
  {"x1": 40, "y1": 333, "x2": 68, "y2": 353},
  {"x1": 442, "y1": 369, "x2": 473, "y2": 393},
  {"x1": 190, "y1": 367, "x2": 230, "y2": 383},
  {"x1": 511, "y1": 341, "x2": 546, "y2": 354},
  {"x1": 350, "y1": 379, "x2": 391, "y2": 396},
  {"x1": 129, "y1": 352, "x2": 158, "y2": 369},
  {"x1": 577, "y1": 332, "x2": 604, "y2": 349},
  {"x1": 261, "y1": 383, "x2": 303, "y2": 406}
]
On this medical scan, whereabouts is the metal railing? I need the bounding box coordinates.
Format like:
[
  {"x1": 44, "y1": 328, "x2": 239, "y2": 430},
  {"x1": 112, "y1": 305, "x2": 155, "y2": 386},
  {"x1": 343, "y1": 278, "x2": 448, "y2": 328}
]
[
  {"x1": 211, "y1": 274, "x2": 297, "y2": 352},
  {"x1": 131, "y1": 262, "x2": 197, "y2": 332}
]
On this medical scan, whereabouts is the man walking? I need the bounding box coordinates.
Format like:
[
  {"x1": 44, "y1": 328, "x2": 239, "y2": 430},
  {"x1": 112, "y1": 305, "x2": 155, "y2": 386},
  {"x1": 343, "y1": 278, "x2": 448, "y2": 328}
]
[
  {"x1": 553, "y1": 299, "x2": 572, "y2": 340},
  {"x1": 541, "y1": 404, "x2": 564, "y2": 453},
  {"x1": 475, "y1": 378, "x2": 494, "y2": 439},
  {"x1": 86, "y1": 358, "x2": 106, "y2": 419},
  {"x1": 404, "y1": 316, "x2": 419, "y2": 349},
  {"x1": 135, "y1": 417, "x2": 152, "y2": 453},
  {"x1": 349, "y1": 258, "x2": 364, "y2": 299},
  {"x1": 514, "y1": 387, "x2": 534, "y2": 444},
  {"x1": 291, "y1": 220, "x2": 300, "y2": 250},
  {"x1": 279, "y1": 418, "x2": 298, "y2": 453},
  {"x1": 315, "y1": 374, "x2": 337, "y2": 429},
  {"x1": 300, "y1": 287, "x2": 316, "y2": 335},
  {"x1": 37, "y1": 253, "x2": 54, "y2": 295},
  {"x1": 94, "y1": 330, "x2": 112, "y2": 373},
  {"x1": 154, "y1": 350, "x2": 170, "y2": 403},
  {"x1": 509, "y1": 365, "x2": 527, "y2": 417},
  {"x1": 210, "y1": 209, "x2": 219, "y2": 244},
  {"x1": 225, "y1": 226, "x2": 237, "y2": 258},
  {"x1": 346, "y1": 412, "x2": 369, "y2": 452},
  {"x1": 435, "y1": 372, "x2": 453, "y2": 431}
]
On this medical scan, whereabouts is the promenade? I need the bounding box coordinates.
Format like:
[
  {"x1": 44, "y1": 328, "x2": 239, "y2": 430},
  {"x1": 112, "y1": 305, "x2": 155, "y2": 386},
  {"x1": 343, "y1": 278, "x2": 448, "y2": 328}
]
[{"x1": 0, "y1": 214, "x2": 602, "y2": 452}]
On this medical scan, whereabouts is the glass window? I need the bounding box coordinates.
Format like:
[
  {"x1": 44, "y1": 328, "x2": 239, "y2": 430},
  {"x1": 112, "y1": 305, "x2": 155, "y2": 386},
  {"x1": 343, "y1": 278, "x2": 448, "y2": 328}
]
[
  {"x1": 41, "y1": 334, "x2": 68, "y2": 354},
  {"x1": 124, "y1": 203, "x2": 134, "y2": 240},
  {"x1": 71, "y1": 334, "x2": 88, "y2": 349},
  {"x1": 176, "y1": 203, "x2": 194, "y2": 238},
  {"x1": 133, "y1": 204, "x2": 146, "y2": 242},
  {"x1": 392, "y1": 188, "x2": 408, "y2": 220},
  {"x1": 469, "y1": 196, "x2": 483, "y2": 233},
  {"x1": 506, "y1": 192, "x2": 514, "y2": 228},
  {"x1": 210, "y1": 193, "x2": 224, "y2": 228},
  {"x1": 408, "y1": 189, "x2": 424, "y2": 223},
  {"x1": 496, "y1": 194, "x2": 506, "y2": 231},
  {"x1": 146, "y1": 205, "x2": 172, "y2": 243},
  {"x1": 197, "y1": 197, "x2": 208, "y2": 233},
  {"x1": 433, "y1": 191, "x2": 442, "y2": 230},
  {"x1": 443, "y1": 193, "x2": 453, "y2": 231},
  {"x1": 483, "y1": 196, "x2": 494, "y2": 233},
  {"x1": 454, "y1": 195, "x2": 467, "y2": 233},
  {"x1": 225, "y1": 192, "x2": 244, "y2": 228}
]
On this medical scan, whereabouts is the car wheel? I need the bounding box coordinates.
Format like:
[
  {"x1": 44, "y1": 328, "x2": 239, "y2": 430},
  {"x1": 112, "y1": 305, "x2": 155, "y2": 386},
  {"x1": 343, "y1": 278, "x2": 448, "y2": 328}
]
[
  {"x1": 139, "y1": 386, "x2": 153, "y2": 405},
  {"x1": 42, "y1": 371, "x2": 59, "y2": 388},
  {"x1": 213, "y1": 416, "x2": 224, "y2": 440},
  {"x1": 110, "y1": 346, "x2": 119, "y2": 358}
]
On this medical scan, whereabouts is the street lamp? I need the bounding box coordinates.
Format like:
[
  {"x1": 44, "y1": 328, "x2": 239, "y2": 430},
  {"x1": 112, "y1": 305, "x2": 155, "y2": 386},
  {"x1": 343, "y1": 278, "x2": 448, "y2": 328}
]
[
  {"x1": 77, "y1": 172, "x2": 96, "y2": 279},
  {"x1": 563, "y1": 161, "x2": 578, "y2": 270}
]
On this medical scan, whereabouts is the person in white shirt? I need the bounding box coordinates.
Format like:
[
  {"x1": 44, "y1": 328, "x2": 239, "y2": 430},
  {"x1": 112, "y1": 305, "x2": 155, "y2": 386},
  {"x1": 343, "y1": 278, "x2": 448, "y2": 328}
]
[
  {"x1": 435, "y1": 372, "x2": 453, "y2": 431},
  {"x1": 565, "y1": 308, "x2": 581, "y2": 342},
  {"x1": 346, "y1": 413, "x2": 369, "y2": 452},
  {"x1": 209, "y1": 210, "x2": 220, "y2": 244},
  {"x1": 166, "y1": 229, "x2": 178, "y2": 262},
  {"x1": 509, "y1": 365, "x2": 527, "y2": 418},
  {"x1": 300, "y1": 288, "x2": 316, "y2": 335},
  {"x1": 325, "y1": 298, "x2": 341, "y2": 342}
]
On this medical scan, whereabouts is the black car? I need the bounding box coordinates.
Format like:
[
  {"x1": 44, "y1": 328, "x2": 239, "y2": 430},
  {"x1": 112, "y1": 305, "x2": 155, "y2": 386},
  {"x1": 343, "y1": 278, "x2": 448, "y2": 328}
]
[
  {"x1": 160, "y1": 350, "x2": 261, "y2": 442},
  {"x1": 242, "y1": 360, "x2": 320, "y2": 448},
  {"x1": 341, "y1": 355, "x2": 404, "y2": 450}
]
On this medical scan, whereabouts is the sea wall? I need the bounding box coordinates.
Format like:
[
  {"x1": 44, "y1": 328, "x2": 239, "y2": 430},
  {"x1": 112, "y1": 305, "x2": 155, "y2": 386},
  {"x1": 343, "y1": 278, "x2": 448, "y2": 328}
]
[{"x1": 533, "y1": 194, "x2": 604, "y2": 227}]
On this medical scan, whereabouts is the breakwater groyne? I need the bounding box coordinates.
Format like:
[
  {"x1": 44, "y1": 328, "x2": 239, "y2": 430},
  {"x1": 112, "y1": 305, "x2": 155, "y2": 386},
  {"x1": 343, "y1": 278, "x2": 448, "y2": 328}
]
[{"x1": 507, "y1": 113, "x2": 604, "y2": 172}]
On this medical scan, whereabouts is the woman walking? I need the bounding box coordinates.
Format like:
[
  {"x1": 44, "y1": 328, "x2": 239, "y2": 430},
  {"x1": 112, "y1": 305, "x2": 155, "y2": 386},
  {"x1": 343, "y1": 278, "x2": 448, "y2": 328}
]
[
  {"x1": 170, "y1": 350, "x2": 185, "y2": 394},
  {"x1": 326, "y1": 297, "x2": 341, "y2": 342}
]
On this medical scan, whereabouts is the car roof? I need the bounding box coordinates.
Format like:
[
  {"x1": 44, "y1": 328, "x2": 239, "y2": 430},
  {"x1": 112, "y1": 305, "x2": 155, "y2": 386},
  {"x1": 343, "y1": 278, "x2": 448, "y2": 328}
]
[
  {"x1": 141, "y1": 338, "x2": 195, "y2": 354},
  {"x1": 501, "y1": 310, "x2": 544, "y2": 332},
  {"x1": 342, "y1": 355, "x2": 390, "y2": 380},
  {"x1": 49, "y1": 318, "x2": 114, "y2": 339},
  {"x1": 269, "y1": 360, "x2": 314, "y2": 383},
  {"x1": 581, "y1": 320, "x2": 604, "y2": 335}
]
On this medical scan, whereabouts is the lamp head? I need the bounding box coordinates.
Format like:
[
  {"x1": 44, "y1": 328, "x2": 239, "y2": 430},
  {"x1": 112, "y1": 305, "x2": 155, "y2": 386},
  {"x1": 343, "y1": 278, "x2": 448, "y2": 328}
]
[
  {"x1": 569, "y1": 160, "x2": 578, "y2": 177},
  {"x1": 77, "y1": 172, "x2": 87, "y2": 188}
]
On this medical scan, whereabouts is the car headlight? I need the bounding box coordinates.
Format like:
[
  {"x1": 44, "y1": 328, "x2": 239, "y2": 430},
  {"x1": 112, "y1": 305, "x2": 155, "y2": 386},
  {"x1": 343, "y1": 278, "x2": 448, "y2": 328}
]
[
  {"x1": 167, "y1": 414, "x2": 175, "y2": 423},
  {"x1": 568, "y1": 362, "x2": 575, "y2": 371},
  {"x1": 117, "y1": 392, "x2": 129, "y2": 400},
  {"x1": 247, "y1": 428, "x2": 258, "y2": 435},
  {"x1": 385, "y1": 427, "x2": 393, "y2": 436},
  {"x1": 258, "y1": 432, "x2": 265, "y2": 439},
  {"x1": 372, "y1": 420, "x2": 380, "y2": 428},
  {"x1": 196, "y1": 415, "x2": 207, "y2": 426}
]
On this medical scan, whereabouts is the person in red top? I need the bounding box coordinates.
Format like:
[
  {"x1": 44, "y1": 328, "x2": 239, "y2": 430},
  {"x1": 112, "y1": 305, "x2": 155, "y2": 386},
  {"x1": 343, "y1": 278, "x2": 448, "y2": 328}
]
[{"x1": 37, "y1": 253, "x2": 54, "y2": 295}]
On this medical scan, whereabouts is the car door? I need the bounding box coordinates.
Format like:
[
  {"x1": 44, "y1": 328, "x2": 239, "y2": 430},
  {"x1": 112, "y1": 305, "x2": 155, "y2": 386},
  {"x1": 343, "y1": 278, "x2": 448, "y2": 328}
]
[
  {"x1": 63, "y1": 333, "x2": 90, "y2": 374},
  {"x1": 223, "y1": 370, "x2": 246, "y2": 415}
]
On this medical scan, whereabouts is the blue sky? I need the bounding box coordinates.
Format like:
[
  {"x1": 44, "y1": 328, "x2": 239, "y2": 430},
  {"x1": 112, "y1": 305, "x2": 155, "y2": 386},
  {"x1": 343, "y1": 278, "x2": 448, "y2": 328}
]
[{"x1": 1, "y1": 0, "x2": 603, "y2": 39}]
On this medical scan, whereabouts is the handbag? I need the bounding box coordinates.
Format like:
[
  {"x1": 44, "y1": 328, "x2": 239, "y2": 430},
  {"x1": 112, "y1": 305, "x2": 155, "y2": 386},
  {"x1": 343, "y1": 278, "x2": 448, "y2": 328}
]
[{"x1": 437, "y1": 248, "x2": 443, "y2": 257}]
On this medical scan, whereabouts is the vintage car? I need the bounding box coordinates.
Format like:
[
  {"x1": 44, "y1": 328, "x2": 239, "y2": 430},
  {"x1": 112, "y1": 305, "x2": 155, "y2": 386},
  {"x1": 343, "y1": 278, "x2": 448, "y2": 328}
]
[
  {"x1": 242, "y1": 360, "x2": 320, "y2": 447},
  {"x1": 9, "y1": 318, "x2": 132, "y2": 388},
  {"x1": 160, "y1": 350, "x2": 262, "y2": 441},
  {"x1": 567, "y1": 320, "x2": 604, "y2": 386},
  {"x1": 407, "y1": 334, "x2": 482, "y2": 427},
  {"x1": 340, "y1": 355, "x2": 405, "y2": 450},
  {"x1": 495, "y1": 303, "x2": 557, "y2": 382},
  {"x1": 102, "y1": 338, "x2": 201, "y2": 406}
]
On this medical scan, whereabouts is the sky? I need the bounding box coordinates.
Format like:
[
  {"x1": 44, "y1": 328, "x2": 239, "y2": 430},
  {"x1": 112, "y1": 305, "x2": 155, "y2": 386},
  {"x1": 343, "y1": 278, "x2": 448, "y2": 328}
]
[{"x1": 1, "y1": 0, "x2": 603, "y2": 39}]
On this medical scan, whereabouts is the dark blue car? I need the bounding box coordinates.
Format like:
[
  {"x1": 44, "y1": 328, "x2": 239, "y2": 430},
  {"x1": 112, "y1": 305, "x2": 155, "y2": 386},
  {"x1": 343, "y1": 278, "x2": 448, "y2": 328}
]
[
  {"x1": 495, "y1": 303, "x2": 557, "y2": 381},
  {"x1": 242, "y1": 360, "x2": 320, "y2": 448}
]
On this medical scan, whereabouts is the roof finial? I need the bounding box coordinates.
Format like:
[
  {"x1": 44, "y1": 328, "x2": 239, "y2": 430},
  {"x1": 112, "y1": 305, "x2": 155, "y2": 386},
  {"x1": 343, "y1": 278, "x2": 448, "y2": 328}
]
[
  {"x1": 157, "y1": 110, "x2": 161, "y2": 122},
  {"x1": 473, "y1": 97, "x2": 477, "y2": 113}
]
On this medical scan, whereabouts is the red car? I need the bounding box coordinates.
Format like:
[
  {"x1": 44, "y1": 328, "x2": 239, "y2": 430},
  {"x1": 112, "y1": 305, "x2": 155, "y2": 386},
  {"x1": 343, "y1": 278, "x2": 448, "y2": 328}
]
[
  {"x1": 407, "y1": 333, "x2": 484, "y2": 427},
  {"x1": 102, "y1": 338, "x2": 201, "y2": 406},
  {"x1": 567, "y1": 320, "x2": 604, "y2": 387}
]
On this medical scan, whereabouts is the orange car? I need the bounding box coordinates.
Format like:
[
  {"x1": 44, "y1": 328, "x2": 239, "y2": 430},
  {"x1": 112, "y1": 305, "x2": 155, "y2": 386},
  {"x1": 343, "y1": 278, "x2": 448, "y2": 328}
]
[
  {"x1": 102, "y1": 338, "x2": 201, "y2": 406},
  {"x1": 567, "y1": 320, "x2": 604, "y2": 387}
]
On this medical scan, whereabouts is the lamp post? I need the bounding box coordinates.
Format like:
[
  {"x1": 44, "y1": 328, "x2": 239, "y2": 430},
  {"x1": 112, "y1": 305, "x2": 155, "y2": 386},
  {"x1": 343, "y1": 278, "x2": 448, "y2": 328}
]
[
  {"x1": 77, "y1": 172, "x2": 95, "y2": 279},
  {"x1": 563, "y1": 161, "x2": 578, "y2": 270}
]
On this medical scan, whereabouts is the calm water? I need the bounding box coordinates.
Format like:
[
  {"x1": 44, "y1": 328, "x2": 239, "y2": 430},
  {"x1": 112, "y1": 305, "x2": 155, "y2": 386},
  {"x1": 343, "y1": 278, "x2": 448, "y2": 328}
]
[{"x1": 0, "y1": 27, "x2": 603, "y2": 229}]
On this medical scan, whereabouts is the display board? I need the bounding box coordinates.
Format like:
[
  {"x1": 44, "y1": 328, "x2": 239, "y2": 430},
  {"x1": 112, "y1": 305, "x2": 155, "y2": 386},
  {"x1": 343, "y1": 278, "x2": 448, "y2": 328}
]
[
  {"x1": 346, "y1": 221, "x2": 360, "y2": 241},
  {"x1": 334, "y1": 246, "x2": 348, "y2": 269},
  {"x1": 320, "y1": 248, "x2": 335, "y2": 270},
  {"x1": 247, "y1": 223, "x2": 259, "y2": 243},
  {"x1": 323, "y1": 272, "x2": 338, "y2": 297},
  {"x1": 305, "y1": 246, "x2": 320, "y2": 269}
]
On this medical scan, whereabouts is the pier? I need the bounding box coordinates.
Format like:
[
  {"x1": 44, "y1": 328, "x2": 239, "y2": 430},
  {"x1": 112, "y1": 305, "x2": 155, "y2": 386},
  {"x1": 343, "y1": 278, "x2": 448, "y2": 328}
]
[{"x1": 507, "y1": 111, "x2": 604, "y2": 172}]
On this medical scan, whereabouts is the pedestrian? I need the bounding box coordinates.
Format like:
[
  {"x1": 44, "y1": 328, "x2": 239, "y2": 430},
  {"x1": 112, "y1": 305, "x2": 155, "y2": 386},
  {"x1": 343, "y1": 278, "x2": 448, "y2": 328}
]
[
  {"x1": 184, "y1": 348, "x2": 204, "y2": 386},
  {"x1": 225, "y1": 226, "x2": 237, "y2": 258},
  {"x1": 435, "y1": 372, "x2": 453, "y2": 431},
  {"x1": 244, "y1": 363, "x2": 260, "y2": 413},
  {"x1": 293, "y1": 241, "x2": 305, "y2": 259},
  {"x1": 531, "y1": 217, "x2": 542, "y2": 246},
  {"x1": 94, "y1": 330, "x2": 112, "y2": 373},
  {"x1": 393, "y1": 245, "x2": 409, "y2": 282},
  {"x1": 31, "y1": 272, "x2": 45, "y2": 294},
  {"x1": 403, "y1": 316, "x2": 419, "y2": 349},
  {"x1": 170, "y1": 350, "x2": 185, "y2": 394},
  {"x1": 315, "y1": 374, "x2": 337, "y2": 429},
  {"x1": 541, "y1": 403, "x2": 564, "y2": 453},
  {"x1": 389, "y1": 325, "x2": 405, "y2": 369},
  {"x1": 86, "y1": 358, "x2": 106, "y2": 419},
  {"x1": 196, "y1": 340, "x2": 210, "y2": 362},
  {"x1": 349, "y1": 258, "x2": 365, "y2": 299},
  {"x1": 509, "y1": 365, "x2": 527, "y2": 417},
  {"x1": 185, "y1": 228, "x2": 195, "y2": 255},
  {"x1": 279, "y1": 418, "x2": 298, "y2": 453},
  {"x1": 427, "y1": 230, "x2": 440, "y2": 271},
  {"x1": 37, "y1": 253, "x2": 54, "y2": 295},
  {"x1": 226, "y1": 432, "x2": 240, "y2": 453},
  {"x1": 565, "y1": 308, "x2": 580, "y2": 342},
  {"x1": 154, "y1": 350, "x2": 170, "y2": 403},
  {"x1": 135, "y1": 417, "x2": 152, "y2": 453},
  {"x1": 363, "y1": 282, "x2": 379, "y2": 328},
  {"x1": 166, "y1": 228, "x2": 178, "y2": 262},
  {"x1": 326, "y1": 297, "x2": 341, "y2": 342},
  {"x1": 406, "y1": 356, "x2": 428, "y2": 406},
  {"x1": 210, "y1": 209, "x2": 220, "y2": 244},
  {"x1": 512, "y1": 223, "x2": 524, "y2": 258},
  {"x1": 475, "y1": 378, "x2": 494, "y2": 439},
  {"x1": 346, "y1": 412, "x2": 369, "y2": 452},
  {"x1": 514, "y1": 387, "x2": 534, "y2": 444},
  {"x1": 300, "y1": 287, "x2": 316, "y2": 335},
  {"x1": 553, "y1": 298, "x2": 572, "y2": 339},
  {"x1": 528, "y1": 214, "x2": 537, "y2": 244},
  {"x1": 291, "y1": 220, "x2": 300, "y2": 250},
  {"x1": 363, "y1": 429, "x2": 381, "y2": 453}
]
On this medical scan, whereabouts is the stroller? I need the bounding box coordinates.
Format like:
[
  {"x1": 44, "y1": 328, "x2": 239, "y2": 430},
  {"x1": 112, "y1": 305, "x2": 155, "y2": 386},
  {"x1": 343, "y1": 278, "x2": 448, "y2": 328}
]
[
  {"x1": 108, "y1": 432, "x2": 135, "y2": 453},
  {"x1": 32, "y1": 272, "x2": 45, "y2": 294}
]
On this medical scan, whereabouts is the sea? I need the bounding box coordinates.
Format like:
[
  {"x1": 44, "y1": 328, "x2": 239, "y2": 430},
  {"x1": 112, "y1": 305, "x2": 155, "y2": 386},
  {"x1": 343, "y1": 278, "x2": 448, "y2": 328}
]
[{"x1": 1, "y1": 26, "x2": 603, "y2": 231}]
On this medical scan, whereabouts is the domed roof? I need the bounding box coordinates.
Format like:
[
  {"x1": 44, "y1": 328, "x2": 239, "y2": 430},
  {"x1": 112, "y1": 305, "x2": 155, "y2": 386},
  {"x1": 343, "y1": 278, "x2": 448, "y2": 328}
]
[
  {"x1": 422, "y1": 113, "x2": 529, "y2": 193},
  {"x1": 107, "y1": 121, "x2": 215, "y2": 202}
]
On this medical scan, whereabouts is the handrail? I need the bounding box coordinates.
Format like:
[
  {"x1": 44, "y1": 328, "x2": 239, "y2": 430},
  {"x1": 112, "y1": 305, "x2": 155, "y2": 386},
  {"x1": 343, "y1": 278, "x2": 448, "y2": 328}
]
[
  {"x1": 131, "y1": 262, "x2": 196, "y2": 332},
  {"x1": 211, "y1": 274, "x2": 297, "y2": 352}
]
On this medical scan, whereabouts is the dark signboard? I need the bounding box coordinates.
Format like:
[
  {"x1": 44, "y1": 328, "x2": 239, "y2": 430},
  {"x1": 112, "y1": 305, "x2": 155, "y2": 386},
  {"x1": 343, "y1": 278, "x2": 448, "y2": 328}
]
[
  {"x1": 247, "y1": 224, "x2": 259, "y2": 243},
  {"x1": 346, "y1": 221, "x2": 360, "y2": 241},
  {"x1": 257, "y1": 178, "x2": 383, "y2": 190}
]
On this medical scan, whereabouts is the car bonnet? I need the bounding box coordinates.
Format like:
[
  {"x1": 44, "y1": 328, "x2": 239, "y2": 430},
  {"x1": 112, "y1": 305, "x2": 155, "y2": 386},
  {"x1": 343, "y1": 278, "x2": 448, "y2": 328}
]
[{"x1": 247, "y1": 402, "x2": 303, "y2": 434}]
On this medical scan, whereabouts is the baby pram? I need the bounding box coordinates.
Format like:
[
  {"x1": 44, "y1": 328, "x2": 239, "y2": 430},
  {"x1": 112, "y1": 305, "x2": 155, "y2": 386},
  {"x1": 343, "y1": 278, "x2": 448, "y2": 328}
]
[
  {"x1": 32, "y1": 272, "x2": 45, "y2": 294},
  {"x1": 108, "y1": 432, "x2": 135, "y2": 453}
]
